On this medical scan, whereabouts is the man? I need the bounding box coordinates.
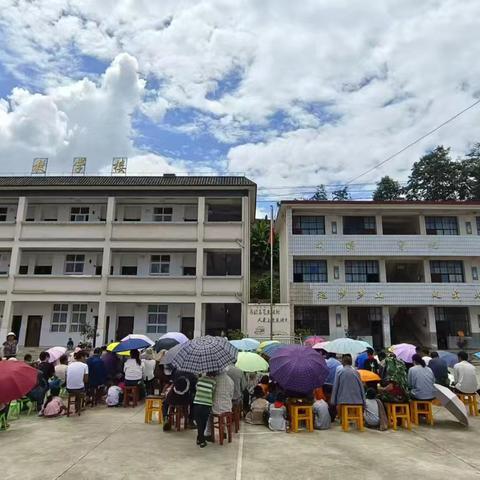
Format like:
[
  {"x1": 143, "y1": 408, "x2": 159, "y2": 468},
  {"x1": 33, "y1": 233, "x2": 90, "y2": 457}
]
[
  {"x1": 453, "y1": 351, "x2": 478, "y2": 394},
  {"x1": 323, "y1": 353, "x2": 342, "y2": 396},
  {"x1": 86, "y1": 348, "x2": 107, "y2": 401},
  {"x1": 362, "y1": 348, "x2": 379, "y2": 374},
  {"x1": 331, "y1": 355, "x2": 365, "y2": 408},
  {"x1": 205, "y1": 370, "x2": 234, "y2": 441},
  {"x1": 354, "y1": 350, "x2": 368, "y2": 369},
  {"x1": 226, "y1": 364, "x2": 246, "y2": 409},
  {"x1": 37, "y1": 351, "x2": 54, "y2": 383},
  {"x1": 2, "y1": 332, "x2": 18, "y2": 359},
  {"x1": 66, "y1": 351, "x2": 89, "y2": 414},
  {"x1": 421, "y1": 348, "x2": 432, "y2": 366},
  {"x1": 428, "y1": 352, "x2": 449, "y2": 387},
  {"x1": 67, "y1": 337, "x2": 74, "y2": 351}
]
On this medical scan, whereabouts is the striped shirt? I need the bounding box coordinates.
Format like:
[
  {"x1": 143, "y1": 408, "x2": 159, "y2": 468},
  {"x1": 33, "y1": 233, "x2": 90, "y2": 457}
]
[{"x1": 194, "y1": 376, "x2": 216, "y2": 406}]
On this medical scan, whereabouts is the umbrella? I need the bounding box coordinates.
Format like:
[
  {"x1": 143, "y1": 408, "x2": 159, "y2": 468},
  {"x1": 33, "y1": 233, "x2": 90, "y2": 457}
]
[
  {"x1": 154, "y1": 337, "x2": 180, "y2": 353},
  {"x1": 0, "y1": 361, "x2": 38, "y2": 403},
  {"x1": 326, "y1": 338, "x2": 372, "y2": 355},
  {"x1": 303, "y1": 336, "x2": 326, "y2": 347},
  {"x1": 171, "y1": 336, "x2": 238, "y2": 374},
  {"x1": 236, "y1": 352, "x2": 269, "y2": 372},
  {"x1": 160, "y1": 332, "x2": 189, "y2": 344},
  {"x1": 230, "y1": 338, "x2": 260, "y2": 351},
  {"x1": 474, "y1": 352, "x2": 480, "y2": 360},
  {"x1": 269, "y1": 345, "x2": 329, "y2": 394},
  {"x1": 46, "y1": 346, "x2": 67, "y2": 363},
  {"x1": 391, "y1": 343, "x2": 416, "y2": 363},
  {"x1": 262, "y1": 342, "x2": 287, "y2": 358},
  {"x1": 113, "y1": 338, "x2": 152, "y2": 352},
  {"x1": 106, "y1": 342, "x2": 130, "y2": 356},
  {"x1": 438, "y1": 351, "x2": 458, "y2": 368},
  {"x1": 434, "y1": 383, "x2": 468, "y2": 427},
  {"x1": 121, "y1": 334, "x2": 155, "y2": 346},
  {"x1": 160, "y1": 343, "x2": 183, "y2": 365},
  {"x1": 312, "y1": 341, "x2": 330, "y2": 350},
  {"x1": 257, "y1": 340, "x2": 280, "y2": 353},
  {"x1": 357, "y1": 369, "x2": 381, "y2": 383}
]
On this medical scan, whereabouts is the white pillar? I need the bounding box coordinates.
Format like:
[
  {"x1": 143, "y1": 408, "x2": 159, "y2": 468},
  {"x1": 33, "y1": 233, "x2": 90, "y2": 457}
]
[
  {"x1": 427, "y1": 306, "x2": 438, "y2": 349},
  {"x1": 379, "y1": 259, "x2": 387, "y2": 283},
  {"x1": 194, "y1": 301, "x2": 203, "y2": 338},
  {"x1": 382, "y1": 306, "x2": 391, "y2": 348},
  {"x1": 376, "y1": 214, "x2": 383, "y2": 235},
  {"x1": 194, "y1": 197, "x2": 206, "y2": 337},
  {"x1": 241, "y1": 196, "x2": 249, "y2": 334}
]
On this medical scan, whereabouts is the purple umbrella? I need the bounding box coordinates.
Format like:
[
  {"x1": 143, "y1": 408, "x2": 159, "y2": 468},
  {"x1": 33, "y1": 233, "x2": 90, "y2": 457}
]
[
  {"x1": 269, "y1": 345, "x2": 329, "y2": 395},
  {"x1": 391, "y1": 343, "x2": 416, "y2": 363},
  {"x1": 160, "y1": 332, "x2": 189, "y2": 344}
]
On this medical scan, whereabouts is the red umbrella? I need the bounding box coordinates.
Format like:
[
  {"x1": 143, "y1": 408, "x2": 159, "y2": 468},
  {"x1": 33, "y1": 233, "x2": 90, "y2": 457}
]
[{"x1": 0, "y1": 361, "x2": 38, "y2": 403}]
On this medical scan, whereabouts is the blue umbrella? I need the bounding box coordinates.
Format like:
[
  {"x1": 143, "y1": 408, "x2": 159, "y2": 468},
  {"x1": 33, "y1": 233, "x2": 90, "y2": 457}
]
[
  {"x1": 263, "y1": 342, "x2": 287, "y2": 357},
  {"x1": 474, "y1": 352, "x2": 480, "y2": 360},
  {"x1": 438, "y1": 351, "x2": 458, "y2": 368},
  {"x1": 113, "y1": 338, "x2": 152, "y2": 352},
  {"x1": 230, "y1": 338, "x2": 260, "y2": 351},
  {"x1": 326, "y1": 338, "x2": 371, "y2": 355}
]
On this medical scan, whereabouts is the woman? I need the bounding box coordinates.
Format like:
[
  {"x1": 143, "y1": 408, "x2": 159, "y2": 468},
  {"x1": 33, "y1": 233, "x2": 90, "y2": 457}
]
[
  {"x1": 124, "y1": 349, "x2": 144, "y2": 398},
  {"x1": 245, "y1": 386, "x2": 269, "y2": 425},
  {"x1": 407, "y1": 354, "x2": 436, "y2": 400},
  {"x1": 378, "y1": 353, "x2": 409, "y2": 404},
  {"x1": 2, "y1": 332, "x2": 18, "y2": 359},
  {"x1": 54, "y1": 354, "x2": 68, "y2": 386},
  {"x1": 142, "y1": 349, "x2": 156, "y2": 395}
]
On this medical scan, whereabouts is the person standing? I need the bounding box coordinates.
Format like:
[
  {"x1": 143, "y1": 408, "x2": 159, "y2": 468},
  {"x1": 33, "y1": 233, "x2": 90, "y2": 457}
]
[
  {"x1": 453, "y1": 351, "x2": 478, "y2": 394},
  {"x1": 407, "y1": 354, "x2": 436, "y2": 400},
  {"x1": 2, "y1": 332, "x2": 18, "y2": 359},
  {"x1": 67, "y1": 338, "x2": 74, "y2": 351},
  {"x1": 193, "y1": 373, "x2": 216, "y2": 448},
  {"x1": 428, "y1": 352, "x2": 449, "y2": 387},
  {"x1": 226, "y1": 364, "x2": 246, "y2": 413}
]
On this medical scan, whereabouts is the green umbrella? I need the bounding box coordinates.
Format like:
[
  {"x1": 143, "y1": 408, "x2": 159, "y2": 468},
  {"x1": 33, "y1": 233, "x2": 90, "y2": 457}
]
[{"x1": 236, "y1": 352, "x2": 269, "y2": 372}]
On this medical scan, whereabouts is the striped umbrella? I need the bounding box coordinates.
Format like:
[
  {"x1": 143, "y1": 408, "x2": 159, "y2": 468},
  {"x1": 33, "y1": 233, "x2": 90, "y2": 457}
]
[{"x1": 171, "y1": 336, "x2": 238, "y2": 374}]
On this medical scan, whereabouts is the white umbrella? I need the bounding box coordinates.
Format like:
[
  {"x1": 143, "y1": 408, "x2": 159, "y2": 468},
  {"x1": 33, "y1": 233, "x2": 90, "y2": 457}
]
[
  {"x1": 325, "y1": 338, "x2": 371, "y2": 355},
  {"x1": 312, "y1": 341, "x2": 330, "y2": 350},
  {"x1": 121, "y1": 334, "x2": 154, "y2": 346},
  {"x1": 434, "y1": 383, "x2": 469, "y2": 427}
]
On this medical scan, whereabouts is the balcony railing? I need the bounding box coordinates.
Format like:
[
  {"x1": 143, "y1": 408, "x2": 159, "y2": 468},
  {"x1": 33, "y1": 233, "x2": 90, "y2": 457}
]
[
  {"x1": 0, "y1": 275, "x2": 8, "y2": 293},
  {"x1": 290, "y1": 282, "x2": 480, "y2": 306},
  {"x1": 202, "y1": 276, "x2": 243, "y2": 296},
  {"x1": 21, "y1": 222, "x2": 106, "y2": 241},
  {"x1": 111, "y1": 222, "x2": 198, "y2": 241},
  {"x1": 13, "y1": 275, "x2": 102, "y2": 294},
  {"x1": 107, "y1": 276, "x2": 196, "y2": 295},
  {"x1": 204, "y1": 222, "x2": 243, "y2": 241},
  {"x1": 0, "y1": 222, "x2": 16, "y2": 240}
]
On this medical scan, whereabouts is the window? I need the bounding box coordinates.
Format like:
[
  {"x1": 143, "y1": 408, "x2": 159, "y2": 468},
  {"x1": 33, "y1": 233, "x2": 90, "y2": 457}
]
[
  {"x1": 345, "y1": 260, "x2": 379, "y2": 282},
  {"x1": 425, "y1": 216, "x2": 458, "y2": 235},
  {"x1": 70, "y1": 207, "x2": 90, "y2": 222},
  {"x1": 293, "y1": 260, "x2": 327, "y2": 283},
  {"x1": 19, "y1": 265, "x2": 28, "y2": 275},
  {"x1": 430, "y1": 260, "x2": 464, "y2": 283},
  {"x1": 34, "y1": 265, "x2": 52, "y2": 275},
  {"x1": 206, "y1": 251, "x2": 241, "y2": 276},
  {"x1": 26, "y1": 206, "x2": 35, "y2": 222},
  {"x1": 292, "y1": 216, "x2": 325, "y2": 235},
  {"x1": 207, "y1": 202, "x2": 242, "y2": 222},
  {"x1": 95, "y1": 265, "x2": 102, "y2": 275},
  {"x1": 121, "y1": 266, "x2": 138, "y2": 276},
  {"x1": 64, "y1": 254, "x2": 85, "y2": 274},
  {"x1": 183, "y1": 266, "x2": 196, "y2": 276},
  {"x1": 294, "y1": 306, "x2": 330, "y2": 335},
  {"x1": 153, "y1": 207, "x2": 173, "y2": 222},
  {"x1": 41, "y1": 205, "x2": 57, "y2": 222},
  {"x1": 124, "y1": 206, "x2": 141, "y2": 221},
  {"x1": 70, "y1": 304, "x2": 87, "y2": 332},
  {"x1": 147, "y1": 304, "x2": 168, "y2": 334},
  {"x1": 477, "y1": 217, "x2": 480, "y2": 235},
  {"x1": 343, "y1": 216, "x2": 376, "y2": 235},
  {"x1": 51, "y1": 304, "x2": 68, "y2": 332},
  {"x1": 150, "y1": 255, "x2": 170, "y2": 275},
  {"x1": 435, "y1": 307, "x2": 470, "y2": 336},
  {"x1": 466, "y1": 221, "x2": 473, "y2": 234},
  {"x1": 0, "y1": 207, "x2": 7, "y2": 222}
]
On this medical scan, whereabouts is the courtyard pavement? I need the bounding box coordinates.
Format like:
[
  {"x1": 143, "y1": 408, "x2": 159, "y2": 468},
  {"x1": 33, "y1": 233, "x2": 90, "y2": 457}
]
[{"x1": 2, "y1": 403, "x2": 480, "y2": 480}]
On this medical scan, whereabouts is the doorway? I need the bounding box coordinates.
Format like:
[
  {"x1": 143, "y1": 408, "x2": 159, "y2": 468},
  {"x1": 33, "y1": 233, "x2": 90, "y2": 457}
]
[
  {"x1": 181, "y1": 317, "x2": 194, "y2": 339},
  {"x1": 25, "y1": 316, "x2": 42, "y2": 347},
  {"x1": 11, "y1": 315, "x2": 22, "y2": 340},
  {"x1": 116, "y1": 316, "x2": 134, "y2": 341}
]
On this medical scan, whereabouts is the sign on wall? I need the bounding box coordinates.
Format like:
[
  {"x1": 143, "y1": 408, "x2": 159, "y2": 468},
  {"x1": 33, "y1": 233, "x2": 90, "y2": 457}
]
[
  {"x1": 112, "y1": 157, "x2": 128, "y2": 174},
  {"x1": 72, "y1": 157, "x2": 87, "y2": 174},
  {"x1": 31, "y1": 158, "x2": 48, "y2": 175},
  {"x1": 247, "y1": 303, "x2": 291, "y2": 338}
]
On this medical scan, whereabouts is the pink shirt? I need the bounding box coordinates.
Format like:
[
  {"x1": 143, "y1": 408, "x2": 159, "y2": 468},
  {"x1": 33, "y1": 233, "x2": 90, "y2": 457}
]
[{"x1": 42, "y1": 397, "x2": 65, "y2": 417}]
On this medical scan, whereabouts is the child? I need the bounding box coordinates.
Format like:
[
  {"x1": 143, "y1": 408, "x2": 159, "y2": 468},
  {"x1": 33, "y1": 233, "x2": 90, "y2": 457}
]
[
  {"x1": 364, "y1": 388, "x2": 388, "y2": 430},
  {"x1": 193, "y1": 372, "x2": 216, "y2": 448},
  {"x1": 106, "y1": 379, "x2": 123, "y2": 407},
  {"x1": 245, "y1": 386, "x2": 269, "y2": 425},
  {"x1": 40, "y1": 387, "x2": 66, "y2": 418},
  {"x1": 313, "y1": 398, "x2": 331, "y2": 430},
  {"x1": 268, "y1": 392, "x2": 287, "y2": 431}
]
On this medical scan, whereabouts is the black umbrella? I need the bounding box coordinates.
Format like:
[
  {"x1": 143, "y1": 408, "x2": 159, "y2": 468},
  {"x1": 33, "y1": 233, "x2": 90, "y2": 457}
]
[{"x1": 154, "y1": 337, "x2": 179, "y2": 353}]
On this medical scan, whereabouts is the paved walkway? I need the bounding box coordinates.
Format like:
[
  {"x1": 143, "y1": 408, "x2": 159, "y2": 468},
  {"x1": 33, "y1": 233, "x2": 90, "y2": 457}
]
[{"x1": 2, "y1": 405, "x2": 480, "y2": 480}]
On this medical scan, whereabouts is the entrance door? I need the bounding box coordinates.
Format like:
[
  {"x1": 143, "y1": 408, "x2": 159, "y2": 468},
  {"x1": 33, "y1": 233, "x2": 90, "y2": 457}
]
[
  {"x1": 116, "y1": 316, "x2": 134, "y2": 341},
  {"x1": 25, "y1": 316, "x2": 42, "y2": 347},
  {"x1": 436, "y1": 321, "x2": 449, "y2": 350},
  {"x1": 370, "y1": 321, "x2": 384, "y2": 351},
  {"x1": 11, "y1": 315, "x2": 22, "y2": 339},
  {"x1": 181, "y1": 317, "x2": 194, "y2": 339}
]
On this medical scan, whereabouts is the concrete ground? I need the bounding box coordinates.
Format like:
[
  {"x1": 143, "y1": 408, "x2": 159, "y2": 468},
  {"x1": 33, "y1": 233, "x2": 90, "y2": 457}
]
[{"x1": 2, "y1": 404, "x2": 480, "y2": 480}]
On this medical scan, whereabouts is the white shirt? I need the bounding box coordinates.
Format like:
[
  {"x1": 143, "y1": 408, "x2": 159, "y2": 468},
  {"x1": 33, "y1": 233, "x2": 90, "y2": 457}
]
[
  {"x1": 124, "y1": 359, "x2": 143, "y2": 381},
  {"x1": 106, "y1": 386, "x2": 122, "y2": 406},
  {"x1": 422, "y1": 356, "x2": 432, "y2": 366},
  {"x1": 54, "y1": 364, "x2": 68, "y2": 382},
  {"x1": 142, "y1": 359, "x2": 156, "y2": 381},
  {"x1": 453, "y1": 361, "x2": 478, "y2": 394},
  {"x1": 66, "y1": 361, "x2": 89, "y2": 390}
]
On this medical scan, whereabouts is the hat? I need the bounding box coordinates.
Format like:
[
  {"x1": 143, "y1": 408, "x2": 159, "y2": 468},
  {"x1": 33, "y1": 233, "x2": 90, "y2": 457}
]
[
  {"x1": 7, "y1": 332, "x2": 16, "y2": 338},
  {"x1": 173, "y1": 376, "x2": 190, "y2": 395}
]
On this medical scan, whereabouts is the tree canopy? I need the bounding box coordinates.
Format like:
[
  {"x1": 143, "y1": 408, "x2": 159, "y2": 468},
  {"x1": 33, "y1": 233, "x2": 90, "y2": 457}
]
[{"x1": 373, "y1": 176, "x2": 403, "y2": 200}]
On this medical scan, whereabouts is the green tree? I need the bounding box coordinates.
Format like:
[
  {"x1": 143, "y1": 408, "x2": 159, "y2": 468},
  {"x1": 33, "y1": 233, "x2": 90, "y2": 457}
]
[
  {"x1": 331, "y1": 186, "x2": 350, "y2": 201},
  {"x1": 309, "y1": 184, "x2": 328, "y2": 200},
  {"x1": 459, "y1": 143, "x2": 480, "y2": 200},
  {"x1": 373, "y1": 176, "x2": 403, "y2": 200},
  {"x1": 404, "y1": 146, "x2": 461, "y2": 200}
]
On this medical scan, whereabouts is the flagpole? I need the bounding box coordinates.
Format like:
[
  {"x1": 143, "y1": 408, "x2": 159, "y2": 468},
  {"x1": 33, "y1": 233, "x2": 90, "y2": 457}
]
[{"x1": 270, "y1": 205, "x2": 274, "y2": 340}]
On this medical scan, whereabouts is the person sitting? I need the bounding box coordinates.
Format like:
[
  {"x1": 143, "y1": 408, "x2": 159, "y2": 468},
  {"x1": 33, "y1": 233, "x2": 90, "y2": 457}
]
[
  {"x1": 362, "y1": 348, "x2": 379, "y2": 374},
  {"x1": 124, "y1": 349, "x2": 144, "y2": 397},
  {"x1": 86, "y1": 347, "x2": 107, "y2": 401},
  {"x1": 258, "y1": 375, "x2": 270, "y2": 397},
  {"x1": 313, "y1": 398, "x2": 331, "y2": 430},
  {"x1": 323, "y1": 353, "x2": 342, "y2": 397},
  {"x1": 54, "y1": 354, "x2": 69, "y2": 387},
  {"x1": 39, "y1": 387, "x2": 66, "y2": 418},
  {"x1": 67, "y1": 338, "x2": 74, "y2": 351},
  {"x1": 266, "y1": 380, "x2": 280, "y2": 403},
  {"x1": 378, "y1": 354, "x2": 409, "y2": 404},
  {"x1": 364, "y1": 388, "x2": 388, "y2": 430},
  {"x1": 106, "y1": 378, "x2": 123, "y2": 407},
  {"x1": 66, "y1": 351, "x2": 89, "y2": 413},
  {"x1": 23, "y1": 353, "x2": 34, "y2": 367},
  {"x1": 38, "y1": 351, "x2": 54, "y2": 383},
  {"x1": 268, "y1": 392, "x2": 287, "y2": 431},
  {"x1": 331, "y1": 355, "x2": 366, "y2": 411},
  {"x1": 428, "y1": 352, "x2": 449, "y2": 387},
  {"x1": 142, "y1": 349, "x2": 157, "y2": 396},
  {"x1": 453, "y1": 351, "x2": 478, "y2": 394},
  {"x1": 421, "y1": 348, "x2": 432, "y2": 366},
  {"x1": 408, "y1": 354, "x2": 436, "y2": 400},
  {"x1": 163, "y1": 373, "x2": 196, "y2": 432},
  {"x1": 245, "y1": 386, "x2": 269, "y2": 425}
]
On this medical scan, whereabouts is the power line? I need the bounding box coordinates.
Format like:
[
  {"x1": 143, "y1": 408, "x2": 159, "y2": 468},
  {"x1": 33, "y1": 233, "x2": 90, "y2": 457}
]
[{"x1": 345, "y1": 97, "x2": 480, "y2": 185}]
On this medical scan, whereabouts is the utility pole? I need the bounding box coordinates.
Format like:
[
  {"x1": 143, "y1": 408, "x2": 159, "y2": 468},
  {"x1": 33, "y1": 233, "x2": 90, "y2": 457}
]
[{"x1": 270, "y1": 205, "x2": 274, "y2": 340}]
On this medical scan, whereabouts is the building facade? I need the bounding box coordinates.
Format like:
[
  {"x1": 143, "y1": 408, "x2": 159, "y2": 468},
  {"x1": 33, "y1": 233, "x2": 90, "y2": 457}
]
[
  {"x1": 276, "y1": 200, "x2": 480, "y2": 351},
  {"x1": 0, "y1": 175, "x2": 256, "y2": 348}
]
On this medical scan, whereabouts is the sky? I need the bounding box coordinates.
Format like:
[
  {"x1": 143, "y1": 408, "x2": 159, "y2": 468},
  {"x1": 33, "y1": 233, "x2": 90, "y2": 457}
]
[{"x1": 0, "y1": 0, "x2": 479, "y2": 211}]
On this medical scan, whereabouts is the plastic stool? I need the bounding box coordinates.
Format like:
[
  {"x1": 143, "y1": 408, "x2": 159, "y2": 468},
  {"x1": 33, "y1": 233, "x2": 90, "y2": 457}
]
[
  {"x1": 123, "y1": 386, "x2": 139, "y2": 408},
  {"x1": 7, "y1": 401, "x2": 21, "y2": 420},
  {"x1": 456, "y1": 393, "x2": 478, "y2": 416},
  {"x1": 211, "y1": 412, "x2": 233, "y2": 445},
  {"x1": 0, "y1": 413, "x2": 7, "y2": 430},
  {"x1": 340, "y1": 404, "x2": 364, "y2": 432},
  {"x1": 144, "y1": 396, "x2": 164, "y2": 424},
  {"x1": 385, "y1": 403, "x2": 411, "y2": 430},
  {"x1": 18, "y1": 398, "x2": 33, "y2": 416},
  {"x1": 410, "y1": 400, "x2": 434, "y2": 426},
  {"x1": 289, "y1": 404, "x2": 314, "y2": 433}
]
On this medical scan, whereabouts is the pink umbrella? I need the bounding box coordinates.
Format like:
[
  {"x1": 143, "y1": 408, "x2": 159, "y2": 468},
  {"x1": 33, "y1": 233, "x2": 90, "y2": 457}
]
[
  {"x1": 391, "y1": 343, "x2": 416, "y2": 363},
  {"x1": 304, "y1": 336, "x2": 326, "y2": 347},
  {"x1": 46, "y1": 346, "x2": 67, "y2": 363},
  {"x1": 312, "y1": 341, "x2": 330, "y2": 351}
]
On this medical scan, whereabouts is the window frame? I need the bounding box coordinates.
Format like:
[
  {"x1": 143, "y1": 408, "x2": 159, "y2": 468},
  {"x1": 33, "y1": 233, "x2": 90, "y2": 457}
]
[
  {"x1": 292, "y1": 215, "x2": 325, "y2": 235},
  {"x1": 51, "y1": 303, "x2": 69, "y2": 332},
  {"x1": 153, "y1": 207, "x2": 173, "y2": 222},
  {"x1": 0, "y1": 207, "x2": 7, "y2": 222},
  {"x1": 425, "y1": 216, "x2": 458, "y2": 235},
  {"x1": 69, "y1": 303, "x2": 88, "y2": 333},
  {"x1": 150, "y1": 254, "x2": 171, "y2": 275},
  {"x1": 435, "y1": 307, "x2": 471, "y2": 336},
  {"x1": 293, "y1": 260, "x2": 328, "y2": 283},
  {"x1": 343, "y1": 216, "x2": 377, "y2": 235},
  {"x1": 70, "y1": 207, "x2": 90, "y2": 222},
  {"x1": 430, "y1": 260, "x2": 464, "y2": 283},
  {"x1": 345, "y1": 260, "x2": 380, "y2": 283},
  {"x1": 64, "y1": 254, "x2": 85, "y2": 274},
  {"x1": 146, "y1": 304, "x2": 168, "y2": 334}
]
